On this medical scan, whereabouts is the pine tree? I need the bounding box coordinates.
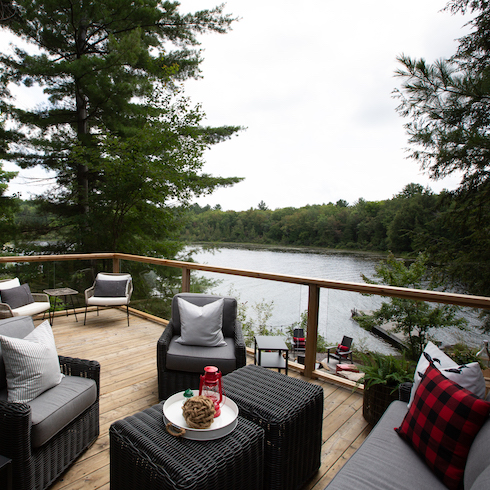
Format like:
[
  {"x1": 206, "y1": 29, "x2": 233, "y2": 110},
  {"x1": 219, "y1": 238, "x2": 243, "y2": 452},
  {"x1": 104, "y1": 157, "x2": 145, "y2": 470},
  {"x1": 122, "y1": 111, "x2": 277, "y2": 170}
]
[{"x1": 0, "y1": 0, "x2": 242, "y2": 253}]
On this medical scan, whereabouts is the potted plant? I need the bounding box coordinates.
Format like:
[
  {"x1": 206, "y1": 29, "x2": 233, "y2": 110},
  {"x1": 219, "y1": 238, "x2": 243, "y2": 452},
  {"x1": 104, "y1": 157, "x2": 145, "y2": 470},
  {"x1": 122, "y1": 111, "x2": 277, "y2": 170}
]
[{"x1": 357, "y1": 352, "x2": 414, "y2": 426}]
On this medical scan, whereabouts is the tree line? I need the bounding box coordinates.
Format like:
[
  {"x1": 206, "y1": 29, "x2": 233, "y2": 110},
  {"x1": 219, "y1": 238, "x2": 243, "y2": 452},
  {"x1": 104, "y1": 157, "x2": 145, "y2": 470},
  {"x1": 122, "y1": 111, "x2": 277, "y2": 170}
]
[{"x1": 181, "y1": 184, "x2": 445, "y2": 253}]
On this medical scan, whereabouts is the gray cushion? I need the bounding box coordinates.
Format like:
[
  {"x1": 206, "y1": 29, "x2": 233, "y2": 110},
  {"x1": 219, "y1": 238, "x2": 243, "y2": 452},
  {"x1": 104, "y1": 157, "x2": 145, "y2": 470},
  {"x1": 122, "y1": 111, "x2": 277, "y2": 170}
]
[
  {"x1": 176, "y1": 297, "x2": 226, "y2": 347},
  {"x1": 325, "y1": 401, "x2": 447, "y2": 490},
  {"x1": 93, "y1": 279, "x2": 128, "y2": 297},
  {"x1": 464, "y1": 416, "x2": 490, "y2": 489},
  {"x1": 471, "y1": 466, "x2": 490, "y2": 490},
  {"x1": 0, "y1": 320, "x2": 63, "y2": 403},
  {"x1": 0, "y1": 283, "x2": 34, "y2": 309},
  {"x1": 0, "y1": 316, "x2": 35, "y2": 390},
  {"x1": 28, "y1": 375, "x2": 97, "y2": 448},
  {"x1": 171, "y1": 293, "x2": 237, "y2": 338},
  {"x1": 166, "y1": 336, "x2": 237, "y2": 374}
]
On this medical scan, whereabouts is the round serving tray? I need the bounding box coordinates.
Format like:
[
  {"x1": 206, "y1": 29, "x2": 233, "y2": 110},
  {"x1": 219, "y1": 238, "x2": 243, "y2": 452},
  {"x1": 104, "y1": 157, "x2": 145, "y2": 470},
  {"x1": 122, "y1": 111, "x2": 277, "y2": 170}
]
[{"x1": 163, "y1": 390, "x2": 239, "y2": 440}]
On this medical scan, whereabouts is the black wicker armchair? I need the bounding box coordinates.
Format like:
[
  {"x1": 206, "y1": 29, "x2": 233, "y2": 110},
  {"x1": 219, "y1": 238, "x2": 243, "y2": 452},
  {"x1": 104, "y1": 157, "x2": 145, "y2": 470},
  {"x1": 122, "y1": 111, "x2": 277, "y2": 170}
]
[
  {"x1": 0, "y1": 316, "x2": 100, "y2": 490},
  {"x1": 157, "y1": 293, "x2": 246, "y2": 400}
]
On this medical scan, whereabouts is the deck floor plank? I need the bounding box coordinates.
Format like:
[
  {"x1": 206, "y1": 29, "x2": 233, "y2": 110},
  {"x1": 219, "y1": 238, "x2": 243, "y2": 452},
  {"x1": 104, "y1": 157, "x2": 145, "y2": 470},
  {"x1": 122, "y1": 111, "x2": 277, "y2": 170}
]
[{"x1": 41, "y1": 310, "x2": 370, "y2": 490}]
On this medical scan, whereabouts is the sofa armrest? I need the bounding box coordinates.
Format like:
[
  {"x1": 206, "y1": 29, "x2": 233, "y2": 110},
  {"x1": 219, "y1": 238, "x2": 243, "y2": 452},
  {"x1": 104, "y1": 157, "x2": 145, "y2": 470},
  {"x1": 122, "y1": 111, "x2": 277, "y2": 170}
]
[
  {"x1": 234, "y1": 320, "x2": 247, "y2": 368},
  {"x1": 399, "y1": 382, "x2": 412, "y2": 403},
  {"x1": 0, "y1": 401, "x2": 32, "y2": 462},
  {"x1": 58, "y1": 356, "x2": 101, "y2": 397}
]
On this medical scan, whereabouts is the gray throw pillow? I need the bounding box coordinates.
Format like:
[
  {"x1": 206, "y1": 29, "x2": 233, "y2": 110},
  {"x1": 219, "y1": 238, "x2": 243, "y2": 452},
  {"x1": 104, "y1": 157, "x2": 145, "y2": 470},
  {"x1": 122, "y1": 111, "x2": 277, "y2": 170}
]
[
  {"x1": 1, "y1": 283, "x2": 34, "y2": 309},
  {"x1": 176, "y1": 297, "x2": 226, "y2": 347},
  {"x1": 94, "y1": 279, "x2": 128, "y2": 297},
  {"x1": 0, "y1": 320, "x2": 63, "y2": 403}
]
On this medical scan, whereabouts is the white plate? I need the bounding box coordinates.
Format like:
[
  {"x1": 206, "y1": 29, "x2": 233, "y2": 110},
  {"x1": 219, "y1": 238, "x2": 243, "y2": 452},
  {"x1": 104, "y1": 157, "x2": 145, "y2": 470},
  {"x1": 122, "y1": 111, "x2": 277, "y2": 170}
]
[{"x1": 163, "y1": 390, "x2": 239, "y2": 440}]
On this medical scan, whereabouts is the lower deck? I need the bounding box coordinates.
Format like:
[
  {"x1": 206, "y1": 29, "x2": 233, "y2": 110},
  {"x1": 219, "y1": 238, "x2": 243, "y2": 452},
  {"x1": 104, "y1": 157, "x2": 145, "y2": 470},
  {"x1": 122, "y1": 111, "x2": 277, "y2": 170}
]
[{"x1": 44, "y1": 308, "x2": 370, "y2": 490}]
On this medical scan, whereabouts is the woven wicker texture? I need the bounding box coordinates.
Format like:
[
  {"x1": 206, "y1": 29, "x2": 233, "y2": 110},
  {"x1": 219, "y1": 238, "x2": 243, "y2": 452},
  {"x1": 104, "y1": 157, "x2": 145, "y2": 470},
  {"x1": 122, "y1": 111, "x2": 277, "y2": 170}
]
[
  {"x1": 110, "y1": 403, "x2": 264, "y2": 490},
  {"x1": 363, "y1": 383, "x2": 399, "y2": 426},
  {"x1": 0, "y1": 356, "x2": 100, "y2": 490},
  {"x1": 223, "y1": 365, "x2": 324, "y2": 490}
]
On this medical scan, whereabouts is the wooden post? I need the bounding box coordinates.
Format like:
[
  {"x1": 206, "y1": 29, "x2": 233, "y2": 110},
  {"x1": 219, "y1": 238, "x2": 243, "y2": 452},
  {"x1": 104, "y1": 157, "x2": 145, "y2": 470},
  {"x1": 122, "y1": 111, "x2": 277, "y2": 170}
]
[
  {"x1": 181, "y1": 267, "x2": 191, "y2": 293},
  {"x1": 304, "y1": 284, "x2": 320, "y2": 379},
  {"x1": 113, "y1": 257, "x2": 120, "y2": 273}
]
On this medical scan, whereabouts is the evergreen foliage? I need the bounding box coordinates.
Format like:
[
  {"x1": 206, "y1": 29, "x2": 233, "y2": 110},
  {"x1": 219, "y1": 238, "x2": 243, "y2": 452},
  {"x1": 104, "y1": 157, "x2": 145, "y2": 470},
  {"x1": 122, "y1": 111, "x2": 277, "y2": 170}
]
[
  {"x1": 181, "y1": 184, "x2": 443, "y2": 254},
  {"x1": 394, "y1": 0, "x2": 490, "y2": 295},
  {"x1": 0, "y1": 0, "x2": 242, "y2": 255}
]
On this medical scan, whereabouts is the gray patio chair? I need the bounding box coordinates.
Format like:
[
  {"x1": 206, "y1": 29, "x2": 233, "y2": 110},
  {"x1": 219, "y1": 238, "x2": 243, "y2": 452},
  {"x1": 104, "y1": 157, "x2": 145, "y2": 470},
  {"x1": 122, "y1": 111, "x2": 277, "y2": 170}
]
[{"x1": 156, "y1": 293, "x2": 246, "y2": 400}]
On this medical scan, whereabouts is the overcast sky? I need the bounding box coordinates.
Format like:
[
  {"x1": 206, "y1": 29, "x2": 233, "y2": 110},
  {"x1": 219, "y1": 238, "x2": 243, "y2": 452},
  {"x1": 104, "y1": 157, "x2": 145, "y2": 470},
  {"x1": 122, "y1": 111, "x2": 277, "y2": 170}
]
[{"x1": 3, "y1": 1, "x2": 473, "y2": 210}]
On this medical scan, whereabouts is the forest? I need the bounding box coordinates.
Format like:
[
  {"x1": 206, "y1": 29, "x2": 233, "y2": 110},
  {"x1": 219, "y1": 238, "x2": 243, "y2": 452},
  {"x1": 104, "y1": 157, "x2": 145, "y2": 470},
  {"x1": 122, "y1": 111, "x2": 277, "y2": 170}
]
[{"x1": 181, "y1": 183, "x2": 448, "y2": 253}]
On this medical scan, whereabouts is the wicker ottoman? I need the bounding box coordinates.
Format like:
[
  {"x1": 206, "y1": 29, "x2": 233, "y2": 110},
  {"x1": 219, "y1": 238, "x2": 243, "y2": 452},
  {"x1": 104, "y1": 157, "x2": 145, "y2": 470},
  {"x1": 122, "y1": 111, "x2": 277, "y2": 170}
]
[
  {"x1": 223, "y1": 365, "x2": 324, "y2": 490},
  {"x1": 109, "y1": 403, "x2": 264, "y2": 490}
]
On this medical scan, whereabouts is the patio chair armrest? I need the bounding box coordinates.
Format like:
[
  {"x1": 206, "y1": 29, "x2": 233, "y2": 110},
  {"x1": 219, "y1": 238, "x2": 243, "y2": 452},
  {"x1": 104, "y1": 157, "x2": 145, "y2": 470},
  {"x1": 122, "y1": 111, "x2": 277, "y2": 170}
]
[
  {"x1": 85, "y1": 285, "x2": 95, "y2": 302},
  {"x1": 234, "y1": 320, "x2": 247, "y2": 368},
  {"x1": 0, "y1": 401, "x2": 32, "y2": 461},
  {"x1": 0, "y1": 302, "x2": 13, "y2": 319},
  {"x1": 58, "y1": 356, "x2": 101, "y2": 397},
  {"x1": 31, "y1": 293, "x2": 49, "y2": 303}
]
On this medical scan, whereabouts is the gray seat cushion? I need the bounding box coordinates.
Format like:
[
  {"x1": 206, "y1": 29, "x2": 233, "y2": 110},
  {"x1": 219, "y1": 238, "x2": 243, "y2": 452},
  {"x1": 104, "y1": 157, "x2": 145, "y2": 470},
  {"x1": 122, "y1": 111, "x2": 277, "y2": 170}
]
[
  {"x1": 29, "y1": 375, "x2": 97, "y2": 448},
  {"x1": 166, "y1": 336, "x2": 237, "y2": 374},
  {"x1": 465, "y1": 403, "x2": 490, "y2": 489},
  {"x1": 0, "y1": 316, "x2": 35, "y2": 389},
  {"x1": 326, "y1": 401, "x2": 447, "y2": 490},
  {"x1": 470, "y1": 466, "x2": 490, "y2": 490}
]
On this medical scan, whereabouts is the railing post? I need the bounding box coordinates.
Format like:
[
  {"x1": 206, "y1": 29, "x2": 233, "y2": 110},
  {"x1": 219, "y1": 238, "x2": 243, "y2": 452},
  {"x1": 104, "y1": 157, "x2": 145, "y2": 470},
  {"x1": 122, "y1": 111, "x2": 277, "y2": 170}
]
[
  {"x1": 304, "y1": 284, "x2": 320, "y2": 379},
  {"x1": 181, "y1": 267, "x2": 191, "y2": 293},
  {"x1": 113, "y1": 257, "x2": 120, "y2": 273}
]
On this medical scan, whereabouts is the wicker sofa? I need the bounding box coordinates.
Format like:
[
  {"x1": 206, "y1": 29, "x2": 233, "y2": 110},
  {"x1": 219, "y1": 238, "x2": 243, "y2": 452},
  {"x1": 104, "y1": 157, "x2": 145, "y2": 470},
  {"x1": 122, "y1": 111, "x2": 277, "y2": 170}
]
[
  {"x1": 325, "y1": 384, "x2": 490, "y2": 490},
  {"x1": 0, "y1": 315, "x2": 100, "y2": 490}
]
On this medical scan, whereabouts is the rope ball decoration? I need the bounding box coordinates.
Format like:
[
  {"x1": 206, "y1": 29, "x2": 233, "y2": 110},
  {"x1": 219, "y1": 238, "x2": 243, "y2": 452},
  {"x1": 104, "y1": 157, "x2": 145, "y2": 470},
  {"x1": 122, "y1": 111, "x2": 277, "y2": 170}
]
[{"x1": 182, "y1": 395, "x2": 216, "y2": 429}]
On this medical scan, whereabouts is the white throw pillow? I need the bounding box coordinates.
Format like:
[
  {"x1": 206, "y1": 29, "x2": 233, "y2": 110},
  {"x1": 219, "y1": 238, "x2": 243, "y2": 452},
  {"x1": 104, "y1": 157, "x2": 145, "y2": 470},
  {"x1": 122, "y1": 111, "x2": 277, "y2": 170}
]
[
  {"x1": 0, "y1": 320, "x2": 63, "y2": 403},
  {"x1": 408, "y1": 341, "x2": 486, "y2": 408},
  {"x1": 176, "y1": 298, "x2": 226, "y2": 347}
]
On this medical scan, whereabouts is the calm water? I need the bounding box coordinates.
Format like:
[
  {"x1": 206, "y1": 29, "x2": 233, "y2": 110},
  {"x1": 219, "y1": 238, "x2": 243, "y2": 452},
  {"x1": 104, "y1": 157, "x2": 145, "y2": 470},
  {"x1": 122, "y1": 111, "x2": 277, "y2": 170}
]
[{"x1": 188, "y1": 245, "x2": 486, "y2": 354}]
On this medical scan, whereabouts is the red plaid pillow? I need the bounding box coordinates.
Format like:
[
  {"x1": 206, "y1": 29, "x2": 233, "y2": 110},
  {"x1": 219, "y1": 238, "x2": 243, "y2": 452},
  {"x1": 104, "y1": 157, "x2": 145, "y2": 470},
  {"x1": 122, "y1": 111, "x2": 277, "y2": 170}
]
[
  {"x1": 396, "y1": 364, "x2": 490, "y2": 490},
  {"x1": 337, "y1": 344, "x2": 349, "y2": 352}
]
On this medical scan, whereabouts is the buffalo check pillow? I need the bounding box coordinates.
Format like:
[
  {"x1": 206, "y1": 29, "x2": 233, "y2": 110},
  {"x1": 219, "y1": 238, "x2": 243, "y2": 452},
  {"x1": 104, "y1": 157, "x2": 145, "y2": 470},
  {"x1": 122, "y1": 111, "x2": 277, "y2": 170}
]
[
  {"x1": 396, "y1": 363, "x2": 490, "y2": 490},
  {"x1": 408, "y1": 341, "x2": 486, "y2": 408}
]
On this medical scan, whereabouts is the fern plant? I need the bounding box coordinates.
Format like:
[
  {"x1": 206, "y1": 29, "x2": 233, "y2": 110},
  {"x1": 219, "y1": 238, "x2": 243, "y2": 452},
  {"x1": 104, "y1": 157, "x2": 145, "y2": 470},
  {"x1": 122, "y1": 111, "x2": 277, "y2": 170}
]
[{"x1": 358, "y1": 352, "x2": 415, "y2": 393}]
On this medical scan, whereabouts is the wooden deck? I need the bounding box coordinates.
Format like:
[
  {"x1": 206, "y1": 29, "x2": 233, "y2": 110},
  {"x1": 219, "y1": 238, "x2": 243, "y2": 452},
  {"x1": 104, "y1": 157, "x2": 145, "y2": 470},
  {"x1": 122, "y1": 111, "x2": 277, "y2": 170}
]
[{"x1": 42, "y1": 308, "x2": 370, "y2": 490}]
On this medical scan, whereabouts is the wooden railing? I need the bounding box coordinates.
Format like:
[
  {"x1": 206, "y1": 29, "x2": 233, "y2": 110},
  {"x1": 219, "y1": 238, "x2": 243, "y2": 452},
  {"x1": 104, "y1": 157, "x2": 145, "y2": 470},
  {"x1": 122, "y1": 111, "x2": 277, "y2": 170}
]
[{"x1": 2, "y1": 252, "x2": 490, "y2": 379}]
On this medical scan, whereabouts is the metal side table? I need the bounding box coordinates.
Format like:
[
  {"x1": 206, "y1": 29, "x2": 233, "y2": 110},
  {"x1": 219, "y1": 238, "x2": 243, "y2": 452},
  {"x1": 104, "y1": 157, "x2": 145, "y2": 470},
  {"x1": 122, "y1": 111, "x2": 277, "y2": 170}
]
[
  {"x1": 44, "y1": 287, "x2": 79, "y2": 324},
  {"x1": 254, "y1": 335, "x2": 288, "y2": 374}
]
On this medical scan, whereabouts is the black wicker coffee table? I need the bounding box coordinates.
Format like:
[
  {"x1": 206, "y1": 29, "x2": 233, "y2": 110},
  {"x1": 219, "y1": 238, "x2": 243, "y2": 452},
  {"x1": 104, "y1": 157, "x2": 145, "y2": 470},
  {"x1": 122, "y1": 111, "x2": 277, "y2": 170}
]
[
  {"x1": 223, "y1": 364, "x2": 324, "y2": 490},
  {"x1": 110, "y1": 403, "x2": 265, "y2": 490}
]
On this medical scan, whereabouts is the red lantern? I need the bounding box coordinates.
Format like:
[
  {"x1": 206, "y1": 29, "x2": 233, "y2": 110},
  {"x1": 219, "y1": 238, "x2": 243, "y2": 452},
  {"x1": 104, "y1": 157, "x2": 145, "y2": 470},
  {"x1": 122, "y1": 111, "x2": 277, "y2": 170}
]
[{"x1": 199, "y1": 366, "x2": 223, "y2": 417}]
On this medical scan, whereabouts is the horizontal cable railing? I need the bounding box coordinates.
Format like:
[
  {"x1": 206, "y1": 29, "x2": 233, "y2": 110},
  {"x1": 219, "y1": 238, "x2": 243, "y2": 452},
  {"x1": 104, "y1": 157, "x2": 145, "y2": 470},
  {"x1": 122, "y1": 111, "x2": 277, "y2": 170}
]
[{"x1": 2, "y1": 252, "x2": 490, "y2": 378}]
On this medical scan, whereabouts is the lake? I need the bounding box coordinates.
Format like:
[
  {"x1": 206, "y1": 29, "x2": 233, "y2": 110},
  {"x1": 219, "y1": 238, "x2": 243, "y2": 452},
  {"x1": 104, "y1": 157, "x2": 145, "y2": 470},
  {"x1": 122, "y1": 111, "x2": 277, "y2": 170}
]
[{"x1": 188, "y1": 244, "x2": 487, "y2": 354}]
